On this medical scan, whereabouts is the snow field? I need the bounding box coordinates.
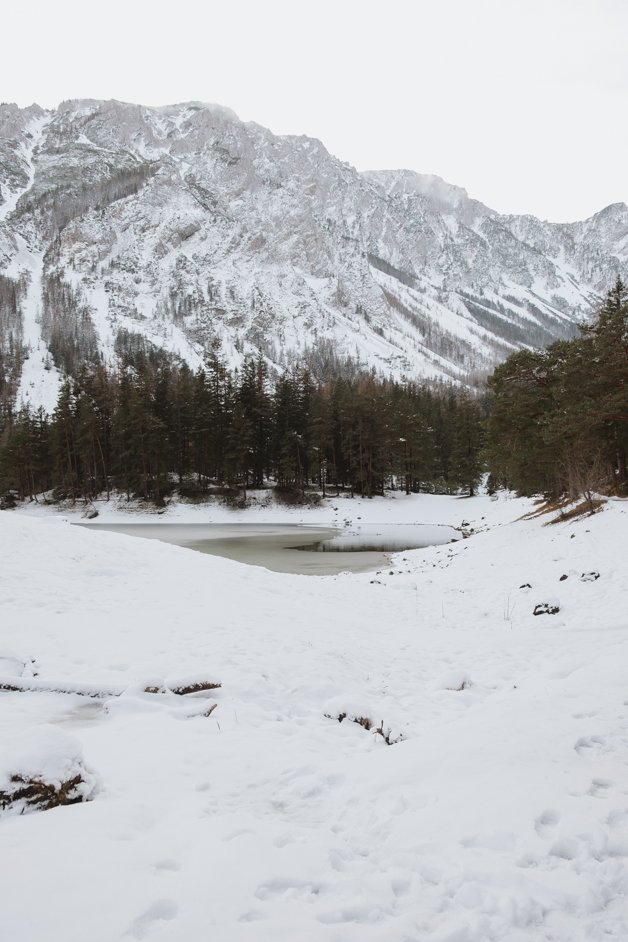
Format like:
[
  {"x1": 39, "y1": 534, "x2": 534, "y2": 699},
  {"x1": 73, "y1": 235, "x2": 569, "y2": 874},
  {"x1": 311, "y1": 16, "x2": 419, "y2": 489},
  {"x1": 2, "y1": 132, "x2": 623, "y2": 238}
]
[{"x1": 1, "y1": 492, "x2": 628, "y2": 940}]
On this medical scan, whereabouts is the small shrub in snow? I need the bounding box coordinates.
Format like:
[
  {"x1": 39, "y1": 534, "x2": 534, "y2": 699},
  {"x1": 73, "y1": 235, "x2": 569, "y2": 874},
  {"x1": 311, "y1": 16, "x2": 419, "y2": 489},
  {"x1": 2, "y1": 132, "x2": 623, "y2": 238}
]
[
  {"x1": 0, "y1": 491, "x2": 18, "y2": 510},
  {"x1": 581, "y1": 572, "x2": 600, "y2": 582},
  {"x1": 1, "y1": 772, "x2": 90, "y2": 813},
  {"x1": 436, "y1": 670, "x2": 472, "y2": 691},
  {"x1": 324, "y1": 704, "x2": 403, "y2": 745}
]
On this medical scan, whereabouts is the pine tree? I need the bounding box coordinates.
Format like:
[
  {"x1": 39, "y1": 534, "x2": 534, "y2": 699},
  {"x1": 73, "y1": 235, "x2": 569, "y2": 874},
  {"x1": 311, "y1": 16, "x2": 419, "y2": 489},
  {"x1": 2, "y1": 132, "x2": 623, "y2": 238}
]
[{"x1": 450, "y1": 396, "x2": 484, "y2": 496}]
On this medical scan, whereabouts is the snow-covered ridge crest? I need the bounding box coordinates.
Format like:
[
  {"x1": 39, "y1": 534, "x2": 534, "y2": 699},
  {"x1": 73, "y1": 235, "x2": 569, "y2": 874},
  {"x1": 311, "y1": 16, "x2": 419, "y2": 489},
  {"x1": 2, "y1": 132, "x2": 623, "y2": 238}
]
[
  {"x1": 0, "y1": 98, "x2": 626, "y2": 411},
  {"x1": 363, "y1": 168, "x2": 476, "y2": 212}
]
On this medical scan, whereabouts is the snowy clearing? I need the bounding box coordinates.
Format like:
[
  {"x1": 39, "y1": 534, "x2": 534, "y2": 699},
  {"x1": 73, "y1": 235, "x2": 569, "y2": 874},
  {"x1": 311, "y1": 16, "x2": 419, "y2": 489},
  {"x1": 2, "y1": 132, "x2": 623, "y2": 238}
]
[{"x1": 1, "y1": 492, "x2": 628, "y2": 940}]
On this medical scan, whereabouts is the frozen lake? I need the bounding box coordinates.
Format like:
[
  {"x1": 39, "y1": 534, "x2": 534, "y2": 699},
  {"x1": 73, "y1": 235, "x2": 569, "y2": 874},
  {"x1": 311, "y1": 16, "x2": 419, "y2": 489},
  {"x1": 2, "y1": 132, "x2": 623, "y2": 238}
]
[{"x1": 76, "y1": 522, "x2": 459, "y2": 575}]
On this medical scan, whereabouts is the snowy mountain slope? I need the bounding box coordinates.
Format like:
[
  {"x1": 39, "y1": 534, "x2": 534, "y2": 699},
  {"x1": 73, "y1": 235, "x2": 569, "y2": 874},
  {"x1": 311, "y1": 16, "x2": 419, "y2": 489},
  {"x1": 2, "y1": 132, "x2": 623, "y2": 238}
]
[
  {"x1": 1, "y1": 98, "x2": 627, "y2": 410},
  {"x1": 2, "y1": 492, "x2": 628, "y2": 940}
]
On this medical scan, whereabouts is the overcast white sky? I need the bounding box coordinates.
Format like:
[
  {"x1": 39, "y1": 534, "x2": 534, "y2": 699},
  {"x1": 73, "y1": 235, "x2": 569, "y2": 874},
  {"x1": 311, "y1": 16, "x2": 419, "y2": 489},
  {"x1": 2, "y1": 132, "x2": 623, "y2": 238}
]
[{"x1": 2, "y1": 0, "x2": 626, "y2": 222}]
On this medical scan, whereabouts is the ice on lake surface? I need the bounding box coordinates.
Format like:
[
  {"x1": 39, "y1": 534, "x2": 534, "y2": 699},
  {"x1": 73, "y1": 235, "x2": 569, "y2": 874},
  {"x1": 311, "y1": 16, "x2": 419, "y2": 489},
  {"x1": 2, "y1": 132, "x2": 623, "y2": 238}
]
[
  {"x1": 76, "y1": 522, "x2": 459, "y2": 575},
  {"x1": 298, "y1": 523, "x2": 459, "y2": 553}
]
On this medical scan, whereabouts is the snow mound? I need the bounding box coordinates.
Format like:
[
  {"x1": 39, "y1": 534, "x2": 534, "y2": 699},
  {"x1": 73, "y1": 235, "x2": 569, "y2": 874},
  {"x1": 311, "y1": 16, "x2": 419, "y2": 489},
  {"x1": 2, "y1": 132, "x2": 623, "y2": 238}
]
[{"x1": 0, "y1": 651, "x2": 35, "y2": 678}]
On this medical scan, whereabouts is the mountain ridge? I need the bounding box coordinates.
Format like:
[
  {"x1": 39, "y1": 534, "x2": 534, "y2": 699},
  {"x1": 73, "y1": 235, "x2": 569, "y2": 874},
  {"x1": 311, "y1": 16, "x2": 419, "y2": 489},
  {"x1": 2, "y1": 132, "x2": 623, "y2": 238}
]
[{"x1": 0, "y1": 98, "x2": 626, "y2": 412}]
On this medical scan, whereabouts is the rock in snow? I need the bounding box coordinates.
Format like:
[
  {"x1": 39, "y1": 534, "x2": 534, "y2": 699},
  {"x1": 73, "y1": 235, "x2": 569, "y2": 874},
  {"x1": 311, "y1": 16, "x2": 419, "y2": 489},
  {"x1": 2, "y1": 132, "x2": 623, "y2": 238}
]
[
  {"x1": 533, "y1": 600, "x2": 561, "y2": 615},
  {"x1": 0, "y1": 726, "x2": 96, "y2": 816}
]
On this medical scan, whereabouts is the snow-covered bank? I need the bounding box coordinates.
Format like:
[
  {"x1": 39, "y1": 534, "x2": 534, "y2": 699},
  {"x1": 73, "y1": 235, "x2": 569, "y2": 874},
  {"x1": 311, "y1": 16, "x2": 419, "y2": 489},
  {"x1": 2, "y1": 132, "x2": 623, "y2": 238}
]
[
  {"x1": 15, "y1": 486, "x2": 521, "y2": 529},
  {"x1": 2, "y1": 493, "x2": 628, "y2": 940}
]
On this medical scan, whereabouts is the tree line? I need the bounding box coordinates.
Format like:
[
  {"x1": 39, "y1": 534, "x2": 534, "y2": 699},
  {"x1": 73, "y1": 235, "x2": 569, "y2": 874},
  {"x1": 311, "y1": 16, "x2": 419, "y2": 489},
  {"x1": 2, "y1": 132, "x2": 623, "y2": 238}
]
[
  {"x1": 0, "y1": 350, "x2": 484, "y2": 504},
  {"x1": 3, "y1": 277, "x2": 625, "y2": 508},
  {"x1": 486, "y1": 278, "x2": 628, "y2": 502}
]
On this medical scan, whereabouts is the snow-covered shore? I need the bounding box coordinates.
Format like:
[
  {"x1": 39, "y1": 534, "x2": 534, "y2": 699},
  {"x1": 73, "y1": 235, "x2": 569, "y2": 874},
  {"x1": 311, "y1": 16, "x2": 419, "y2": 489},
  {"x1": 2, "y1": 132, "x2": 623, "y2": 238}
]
[
  {"x1": 2, "y1": 492, "x2": 628, "y2": 940},
  {"x1": 14, "y1": 486, "x2": 522, "y2": 528}
]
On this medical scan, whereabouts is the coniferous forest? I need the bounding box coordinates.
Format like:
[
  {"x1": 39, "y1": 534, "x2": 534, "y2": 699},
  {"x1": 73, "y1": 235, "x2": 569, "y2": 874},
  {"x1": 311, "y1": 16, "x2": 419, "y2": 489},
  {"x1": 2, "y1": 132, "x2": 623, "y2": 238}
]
[
  {"x1": 486, "y1": 278, "x2": 628, "y2": 502},
  {"x1": 1, "y1": 279, "x2": 626, "y2": 507},
  {"x1": 0, "y1": 352, "x2": 484, "y2": 504}
]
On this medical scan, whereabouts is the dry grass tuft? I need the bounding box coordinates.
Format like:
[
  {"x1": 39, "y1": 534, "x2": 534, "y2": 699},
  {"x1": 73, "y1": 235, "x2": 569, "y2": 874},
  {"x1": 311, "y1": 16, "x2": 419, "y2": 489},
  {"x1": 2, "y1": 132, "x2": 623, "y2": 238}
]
[
  {"x1": 520, "y1": 495, "x2": 606, "y2": 524},
  {"x1": 325, "y1": 711, "x2": 404, "y2": 745}
]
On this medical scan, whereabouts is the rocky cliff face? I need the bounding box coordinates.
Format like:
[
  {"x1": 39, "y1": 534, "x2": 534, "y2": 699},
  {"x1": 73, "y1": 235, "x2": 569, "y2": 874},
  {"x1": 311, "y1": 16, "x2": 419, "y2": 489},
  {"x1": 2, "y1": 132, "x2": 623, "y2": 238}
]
[{"x1": 1, "y1": 98, "x2": 626, "y2": 410}]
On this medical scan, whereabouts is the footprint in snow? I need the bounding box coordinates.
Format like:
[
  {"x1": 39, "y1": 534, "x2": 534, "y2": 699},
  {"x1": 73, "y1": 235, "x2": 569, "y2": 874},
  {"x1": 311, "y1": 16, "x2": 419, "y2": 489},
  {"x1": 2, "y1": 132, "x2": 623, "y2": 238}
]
[
  {"x1": 238, "y1": 909, "x2": 266, "y2": 922},
  {"x1": 588, "y1": 778, "x2": 613, "y2": 797},
  {"x1": 549, "y1": 837, "x2": 580, "y2": 860},
  {"x1": 607, "y1": 808, "x2": 628, "y2": 829},
  {"x1": 516, "y1": 852, "x2": 541, "y2": 868},
  {"x1": 128, "y1": 899, "x2": 178, "y2": 939},
  {"x1": 390, "y1": 876, "x2": 411, "y2": 897},
  {"x1": 221, "y1": 827, "x2": 255, "y2": 842},
  {"x1": 317, "y1": 904, "x2": 385, "y2": 925},
  {"x1": 272, "y1": 832, "x2": 294, "y2": 848},
  {"x1": 255, "y1": 878, "x2": 321, "y2": 901},
  {"x1": 534, "y1": 809, "x2": 560, "y2": 837},
  {"x1": 574, "y1": 734, "x2": 607, "y2": 756},
  {"x1": 153, "y1": 859, "x2": 180, "y2": 872}
]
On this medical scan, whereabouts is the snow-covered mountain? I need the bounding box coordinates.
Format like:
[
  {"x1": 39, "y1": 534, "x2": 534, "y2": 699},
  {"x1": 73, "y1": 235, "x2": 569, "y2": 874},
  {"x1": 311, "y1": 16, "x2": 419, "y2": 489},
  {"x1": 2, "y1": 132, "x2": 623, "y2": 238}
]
[{"x1": 1, "y1": 98, "x2": 627, "y2": 410}]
